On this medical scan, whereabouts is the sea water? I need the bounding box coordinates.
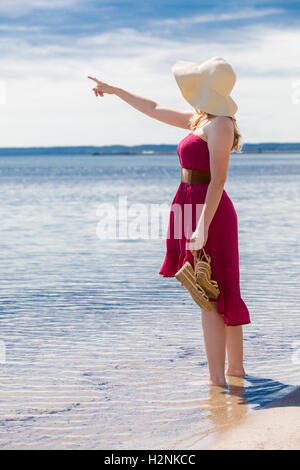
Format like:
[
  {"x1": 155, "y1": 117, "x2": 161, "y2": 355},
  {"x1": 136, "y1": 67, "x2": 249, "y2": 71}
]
[{"x1": 0, "y1": 151, "x2": 299, "y2": 449}]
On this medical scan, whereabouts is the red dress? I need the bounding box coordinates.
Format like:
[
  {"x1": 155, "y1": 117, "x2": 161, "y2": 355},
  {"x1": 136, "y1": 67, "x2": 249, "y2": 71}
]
[{"x1": 159, "y1": 132, "x2": 251, "y2": 326}]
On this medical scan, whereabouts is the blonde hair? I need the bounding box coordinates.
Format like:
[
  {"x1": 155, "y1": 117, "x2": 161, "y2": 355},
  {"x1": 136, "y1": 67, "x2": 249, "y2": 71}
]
[{"x1": 189, "y1": 108, "x2": 242, "y2": 153}]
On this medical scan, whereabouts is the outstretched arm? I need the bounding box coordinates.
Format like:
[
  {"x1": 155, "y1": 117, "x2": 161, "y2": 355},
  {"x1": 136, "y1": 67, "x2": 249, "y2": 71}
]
[
  {"x1": 114, "y1": 88, "x2": 195, "y2": 129},
  {"x1": 88, "y1": 76, "x2": 195, "y2": 129}
]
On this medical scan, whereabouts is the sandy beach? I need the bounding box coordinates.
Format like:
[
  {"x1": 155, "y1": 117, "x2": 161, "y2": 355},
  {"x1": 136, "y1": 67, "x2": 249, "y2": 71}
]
[{"x1": 201, "y1": 386, "x2": 300, "y2": 450}]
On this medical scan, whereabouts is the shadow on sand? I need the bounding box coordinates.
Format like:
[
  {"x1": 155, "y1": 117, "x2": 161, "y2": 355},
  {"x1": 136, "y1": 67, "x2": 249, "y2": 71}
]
[{"x1": 236, "y1": 375, "x2": 298, "y2": 410}]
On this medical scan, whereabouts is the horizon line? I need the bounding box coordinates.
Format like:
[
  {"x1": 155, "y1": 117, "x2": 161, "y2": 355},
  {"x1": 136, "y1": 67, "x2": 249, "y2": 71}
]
[{"x1": 1, "y1": 142, "x2": 300, "y2": 149}]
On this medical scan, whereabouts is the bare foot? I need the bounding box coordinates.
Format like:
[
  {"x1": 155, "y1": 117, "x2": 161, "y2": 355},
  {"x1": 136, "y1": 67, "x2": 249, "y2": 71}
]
[
  {"x1": 209, "y1": 377, "x2": 227, "y2": 387},
  {"x1": 226, "y1": 368, "x2": 246, "y2": 378}
]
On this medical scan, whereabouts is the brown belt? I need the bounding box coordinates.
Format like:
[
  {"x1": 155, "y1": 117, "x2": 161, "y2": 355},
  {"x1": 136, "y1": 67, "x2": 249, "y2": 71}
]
[{"x1": 181, "y1": 167, "x2": 211, "y2": 185}]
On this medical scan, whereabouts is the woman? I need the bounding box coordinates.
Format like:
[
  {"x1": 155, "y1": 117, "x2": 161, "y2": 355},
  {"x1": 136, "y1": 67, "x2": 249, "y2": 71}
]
[{"x1": 88, "y1": 56, "x2": 251, "y2": 387}]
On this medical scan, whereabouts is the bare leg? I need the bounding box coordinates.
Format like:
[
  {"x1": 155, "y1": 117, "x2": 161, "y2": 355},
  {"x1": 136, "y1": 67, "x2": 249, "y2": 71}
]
[
  {"x1": 225, "y1": 325, "x2": 245, "y2": 377},
  {"x1": 201, "y1": 302, "x2": 227, "y2": 386}
]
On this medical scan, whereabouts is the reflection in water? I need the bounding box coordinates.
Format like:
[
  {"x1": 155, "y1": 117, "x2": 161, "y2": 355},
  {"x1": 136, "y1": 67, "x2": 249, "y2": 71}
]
[
  {"x1": 169, "y1": 375, "x2": 296, "y2": 450},
  {"x1": 170, "y1": 377, "x2": 248, "y2": 449},
  {"x1": 207, "y1": 378, "x2": 248, "y2": 430}
]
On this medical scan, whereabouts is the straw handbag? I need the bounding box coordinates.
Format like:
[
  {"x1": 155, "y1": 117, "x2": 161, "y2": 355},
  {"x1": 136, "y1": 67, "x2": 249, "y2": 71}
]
[{"x1": 175, "y1": 247, "x2": 220, "y2": 311}]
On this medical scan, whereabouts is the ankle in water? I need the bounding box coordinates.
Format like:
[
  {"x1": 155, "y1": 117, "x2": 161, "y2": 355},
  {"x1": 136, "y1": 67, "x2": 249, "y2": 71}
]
[
  {"x1": 226, "y1": 368, "x2": 245, "y2": 377},
  {"x1": 209, "y1": 376, "x2": 227, "y2": 387}
]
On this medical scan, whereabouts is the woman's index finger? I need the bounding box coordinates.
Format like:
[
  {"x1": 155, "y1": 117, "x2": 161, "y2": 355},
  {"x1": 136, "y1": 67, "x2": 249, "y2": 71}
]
[{"x1": 87, "y1": 76, "x2": 100, "y2": 83}]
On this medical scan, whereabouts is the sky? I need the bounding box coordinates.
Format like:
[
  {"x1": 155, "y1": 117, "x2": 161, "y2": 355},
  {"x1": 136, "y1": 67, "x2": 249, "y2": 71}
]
[{"x1": 0, "y1": 0, "x2": 299, "y2": 146}]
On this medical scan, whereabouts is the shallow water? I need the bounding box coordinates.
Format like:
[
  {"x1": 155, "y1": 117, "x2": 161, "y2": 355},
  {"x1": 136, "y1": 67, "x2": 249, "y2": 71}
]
[{"x1": 0, "y1": 151, "x2": 299, "y2": 449}]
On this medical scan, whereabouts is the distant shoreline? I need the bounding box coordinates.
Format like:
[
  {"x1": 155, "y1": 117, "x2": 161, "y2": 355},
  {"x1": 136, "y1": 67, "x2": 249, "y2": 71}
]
[{"x1": 0, "y1": 143, "x2": 300, "y2": 156}]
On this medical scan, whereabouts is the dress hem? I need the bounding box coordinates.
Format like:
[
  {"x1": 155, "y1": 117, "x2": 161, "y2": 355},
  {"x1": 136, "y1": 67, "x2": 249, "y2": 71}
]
[{"x1": 158, "y1": 270, "x2": 251, "y2": 327}]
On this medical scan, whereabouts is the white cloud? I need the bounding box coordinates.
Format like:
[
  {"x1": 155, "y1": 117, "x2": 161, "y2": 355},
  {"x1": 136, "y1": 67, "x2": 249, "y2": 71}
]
[
  {"x1": 0, "y1": 0, "x2": 81, "y2": 15},
  {"x1": 0, "y1": 25, "x2": 45, "y2": 32},
  {"x1": 152, "y1": 8, "x2": 283, "y2": 26},
  {"x1": 0, "y1": 22, "x2": 299, "y2": 146}
]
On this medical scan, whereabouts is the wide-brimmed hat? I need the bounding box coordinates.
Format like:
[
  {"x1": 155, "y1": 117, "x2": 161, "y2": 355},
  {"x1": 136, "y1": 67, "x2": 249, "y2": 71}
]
[{"x1": 172, "y1": 56, "x2": 238, "y2": 118}]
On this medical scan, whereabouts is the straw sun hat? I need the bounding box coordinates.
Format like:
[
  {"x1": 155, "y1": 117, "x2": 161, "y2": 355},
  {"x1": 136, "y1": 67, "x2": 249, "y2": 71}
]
[{"x1": 172, "y1": 56, "x2": 238, "y2": 118}]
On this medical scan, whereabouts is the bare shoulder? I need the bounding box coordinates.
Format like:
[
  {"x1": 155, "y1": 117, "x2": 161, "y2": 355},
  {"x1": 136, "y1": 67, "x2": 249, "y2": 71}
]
[
  {"x1": 206, "y1": 116, "x2": 234, "y2": 149},
  {"x1": 209, "y1": 116, "x2": 234, "y2": 134}
]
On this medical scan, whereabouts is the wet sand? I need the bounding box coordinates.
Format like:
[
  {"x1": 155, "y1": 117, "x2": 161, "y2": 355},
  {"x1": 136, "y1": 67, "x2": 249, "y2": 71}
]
[{"x1": 201, "y1": 386, "x2": 300, "y2": 450}]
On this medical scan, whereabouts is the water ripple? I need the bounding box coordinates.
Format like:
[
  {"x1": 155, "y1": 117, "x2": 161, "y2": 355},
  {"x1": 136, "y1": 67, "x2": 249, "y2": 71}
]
[{"x1": 0, "y1": 152, "x2": 299, "y2": 449}]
